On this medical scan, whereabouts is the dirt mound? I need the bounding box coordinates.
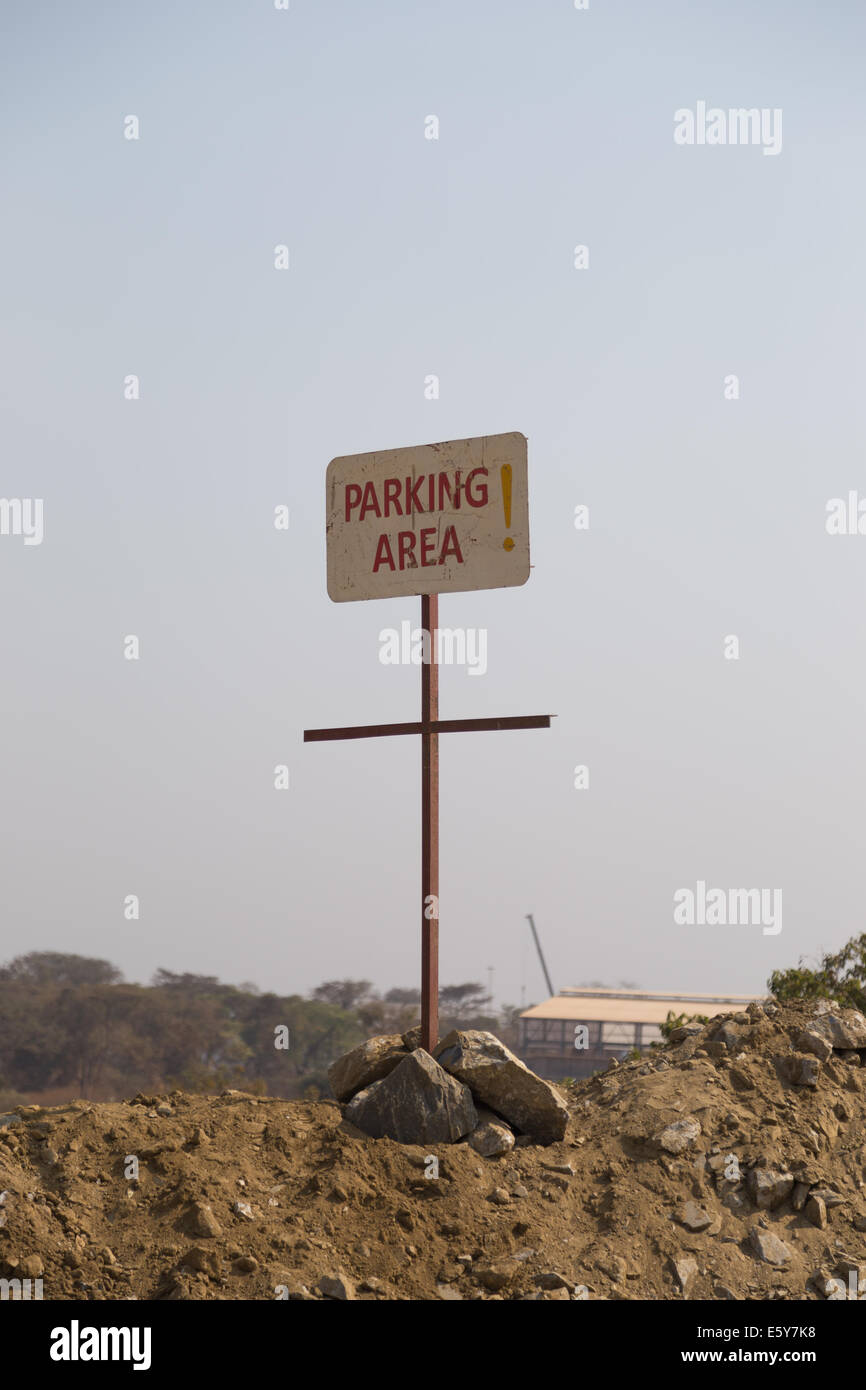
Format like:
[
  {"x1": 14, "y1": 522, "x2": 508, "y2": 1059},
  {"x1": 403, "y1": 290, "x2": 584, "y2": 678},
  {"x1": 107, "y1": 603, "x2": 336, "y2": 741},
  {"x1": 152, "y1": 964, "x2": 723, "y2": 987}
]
[{"x1": 1, "y1": 998, "x2": 865, "y2": 1300}]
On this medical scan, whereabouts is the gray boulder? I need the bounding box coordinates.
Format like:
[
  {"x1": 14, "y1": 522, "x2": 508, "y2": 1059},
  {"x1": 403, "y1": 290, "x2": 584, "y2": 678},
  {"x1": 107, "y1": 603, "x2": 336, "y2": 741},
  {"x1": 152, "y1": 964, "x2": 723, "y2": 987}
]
[
  {"x1": 795, "y1": 1030, "x2": 833, "y2": 1062},
  {"x1": 749, "y1": 1227, "x2": 792, "y2": 1266},
  {"x1": 655, "y1": 1117, "x2": 701, "y2": 1155},
  {"x1": 343, "y1": 1049, "x2": 476, "y2": 1144},
  {"x1": 746, "y1": 1168, "x2": 794, "y2": 1210},
  {"x1": 328, "y1": 1035, "x2": 407, "y2": 1103},
  {"x1": 467, "y1": 1107, "x2": 515, "y2": 1158},
  {"x1": 780, "y1": 1053, "x2": 820, "y2": 1087},
  {"x1": 807, "y1": 1006, "x2": 866, "y2": 1051},
  {"x1": 434, "y1": 1030, "x2": 568, "y2": 1144}
]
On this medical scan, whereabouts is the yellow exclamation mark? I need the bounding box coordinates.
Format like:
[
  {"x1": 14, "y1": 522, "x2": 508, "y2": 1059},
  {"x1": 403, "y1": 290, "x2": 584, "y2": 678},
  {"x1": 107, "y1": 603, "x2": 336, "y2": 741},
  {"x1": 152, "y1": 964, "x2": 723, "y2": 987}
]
[{"x1": 501, "y1": 464, "x2": 514, "y2": 550}]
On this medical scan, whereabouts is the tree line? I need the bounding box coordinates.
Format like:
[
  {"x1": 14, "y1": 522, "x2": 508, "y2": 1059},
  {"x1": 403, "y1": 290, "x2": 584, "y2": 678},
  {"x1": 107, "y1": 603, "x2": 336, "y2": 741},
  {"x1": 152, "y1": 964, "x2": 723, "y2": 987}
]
[{"x1": 0, "y1": 952, "x2": 518, "y2": 1106}]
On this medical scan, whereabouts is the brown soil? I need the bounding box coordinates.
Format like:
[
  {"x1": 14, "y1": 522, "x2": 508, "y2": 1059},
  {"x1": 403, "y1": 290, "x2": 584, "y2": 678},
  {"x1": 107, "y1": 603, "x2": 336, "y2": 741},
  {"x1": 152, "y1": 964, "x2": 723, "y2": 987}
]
[{"x1": 1, "y1": 999, "x2": 864, "y2": 1300}]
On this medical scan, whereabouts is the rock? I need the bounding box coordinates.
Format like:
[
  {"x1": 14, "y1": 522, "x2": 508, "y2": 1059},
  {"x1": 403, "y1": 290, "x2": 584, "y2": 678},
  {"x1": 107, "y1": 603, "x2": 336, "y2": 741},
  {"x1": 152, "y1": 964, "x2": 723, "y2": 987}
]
[
  {"x1": 490, "y1": 1187, "x2": 511, "y2": 1205},
  {"x1": 816, "y1": 1111, "x2": 839, "y2": 1142},
  {"x1": 343, "y1": 1049, "x2": 476, "y2": 1144},
  {"x1": 233, "y1": 1201, "x2": 254, "y2": 1220},
  {"x1": 536, "y1": 1271, "x2": 571, "y2": 1290},
  {"x1": 434, "y1": 1030, "x2": 568, "y2": 1143},
  {"x1": 807, "y1": 1007, "x2": 866, "y2": 1051},
  {"x1": 672, "y1": 1256, "x2": 698, "y2": 1292},
  {"x1": 436, "y1": 1284, "x2": 463, "y2": 1300},
  {"x1": 18, "y1": 1254, "x2": 43, "y2": 1278},
  {"x1": 476, "y1": 1262, "x2": 516, "y2": 1292},
  {"x1": 598, "y1": 1255, "x2": 628, "y2": 1283},
  {"x1": 821, "y1": 1275, "x2": 848, "y2": 1300},
  {"x1": 186, "y1": 1202, "x2": 222, "y2": 1238},
  {"x1": 655, "y1": 1117, "x2": 701, "y2": 1155},
  {"x1": 183, "y1": 1246, "x2": 220, "y2": 1276},
  {"x1": 729, "y1": 1067, "x2": 755, "y2": 1092},
  {"x1": 669, "y1": 1025, "x2": 703, "y2": 1043},
  {"x1": 809, "y1": 1187, "x2": 846, "y2": 1208},
  {"x1": 467, "y1": 1107, "x2": 515, "y2": 1158},
  {"x1": 468, "y1": 1123, "x2": 514, "y2": 1158},
  {"x1": 232, "y1": 1255, "x2": 259, "y2": 1274},
  {"x1": 791, "y1": 1182, "x2": 809, "y2": 1211},
  {"x1": 748, "y1": 1227, "x2": 792, "y2": 1266},
  {"x1": 805, "y1": 1195, "x2": 827, "y2": 1228},
  {"x1": 156, "y1": 1104, "x2": 173, "y2": 1117},
  {"x1": 401, "y1": 1025, "x2": 424, "y2": 1051},
  {"x1": 746, "y1": 1169, "x2": 794, "y2": 1211},
  {"x1": 781, "y1": 1054, "x2": 820, "y2": 1087},
  {"x1": 328, "y1": 1035, "x2": 408, "y2": 1103},
  {"x1": 795, "y1": 1031, "x2": 833, "y2": 1062},
  {"x1": 318, "y1": 1272, "x2": 355, "y2": 1301},
  {"x1": 679, "y1": 1201, "x2": 713, "y2": 1232},
  {"x1": 834, "y1": 1254, "x2": 866, "y2": 1287}
]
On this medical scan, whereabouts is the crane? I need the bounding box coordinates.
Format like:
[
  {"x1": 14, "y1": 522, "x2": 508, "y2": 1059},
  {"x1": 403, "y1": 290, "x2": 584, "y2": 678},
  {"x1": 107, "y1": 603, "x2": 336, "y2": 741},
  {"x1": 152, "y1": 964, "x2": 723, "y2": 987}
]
[{"x1": 526, "y1": 913, "x2": 554, "y2": 998}]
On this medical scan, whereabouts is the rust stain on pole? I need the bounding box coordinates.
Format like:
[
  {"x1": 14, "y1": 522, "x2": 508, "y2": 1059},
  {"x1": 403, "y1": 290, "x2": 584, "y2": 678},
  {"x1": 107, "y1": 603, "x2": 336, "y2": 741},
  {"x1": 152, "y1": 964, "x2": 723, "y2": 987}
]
[{"x1": 421, "y1": 592, "x2": 439, "y2": 1054}]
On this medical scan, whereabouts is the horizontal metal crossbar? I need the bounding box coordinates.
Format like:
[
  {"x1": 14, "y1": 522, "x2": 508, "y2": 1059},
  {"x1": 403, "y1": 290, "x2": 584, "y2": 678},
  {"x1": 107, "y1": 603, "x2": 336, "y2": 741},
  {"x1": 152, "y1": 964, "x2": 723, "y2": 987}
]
[{"x1": 303, "y1": 714, "x2": 553, "y2": 742}]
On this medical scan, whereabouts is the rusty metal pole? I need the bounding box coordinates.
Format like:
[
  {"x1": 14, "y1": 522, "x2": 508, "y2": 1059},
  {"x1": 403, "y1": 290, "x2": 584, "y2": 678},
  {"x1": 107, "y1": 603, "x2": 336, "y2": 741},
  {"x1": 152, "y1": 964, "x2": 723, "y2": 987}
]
[{"x1": 421, "y1": 593, "x2": 439, "y2": 1053}]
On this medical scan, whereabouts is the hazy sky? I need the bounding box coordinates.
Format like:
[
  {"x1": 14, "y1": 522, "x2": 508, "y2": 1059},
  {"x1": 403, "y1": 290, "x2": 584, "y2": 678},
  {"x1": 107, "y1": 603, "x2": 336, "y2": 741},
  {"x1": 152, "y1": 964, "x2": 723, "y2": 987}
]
[{"x1": 2, "y1": 0, "x2": 865, "y2": 1011}]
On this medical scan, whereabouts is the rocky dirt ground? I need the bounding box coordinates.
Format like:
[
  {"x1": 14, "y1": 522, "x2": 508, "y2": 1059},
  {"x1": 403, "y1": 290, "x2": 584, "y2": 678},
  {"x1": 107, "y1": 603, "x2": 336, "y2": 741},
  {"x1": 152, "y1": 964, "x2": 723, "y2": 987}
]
[{"x1": 2, "y1": 998, "x2": 866, "y2": 1301}]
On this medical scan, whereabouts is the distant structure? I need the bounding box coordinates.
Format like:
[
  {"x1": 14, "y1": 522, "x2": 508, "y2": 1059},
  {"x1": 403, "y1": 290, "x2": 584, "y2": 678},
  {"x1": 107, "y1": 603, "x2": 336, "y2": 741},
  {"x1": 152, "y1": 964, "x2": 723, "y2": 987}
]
[{"x1": 518, "y1": 987, "x2": 762, "y2": 1080}]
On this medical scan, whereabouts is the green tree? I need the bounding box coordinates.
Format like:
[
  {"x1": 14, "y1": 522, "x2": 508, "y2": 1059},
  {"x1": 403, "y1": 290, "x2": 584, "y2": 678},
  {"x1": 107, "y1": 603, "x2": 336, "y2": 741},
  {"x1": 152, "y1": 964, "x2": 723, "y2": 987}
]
[
  {"x1": 769, "y1": 934, "x2": 866, "y2": 1013},
  {"x1": 312, "y1": 980, "x2": 375, "y2": 1010},
  {"x1": 0, "y1": 952, "x2": 122, "y2": 987}
]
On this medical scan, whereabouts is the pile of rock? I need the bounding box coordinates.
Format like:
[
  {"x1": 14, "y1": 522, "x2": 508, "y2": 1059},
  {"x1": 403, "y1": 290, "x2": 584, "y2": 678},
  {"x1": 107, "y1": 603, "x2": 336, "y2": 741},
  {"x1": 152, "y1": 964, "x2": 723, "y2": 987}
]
[{"x1": 328, "y1": 1029, "x2": 568, "y2": 1152}]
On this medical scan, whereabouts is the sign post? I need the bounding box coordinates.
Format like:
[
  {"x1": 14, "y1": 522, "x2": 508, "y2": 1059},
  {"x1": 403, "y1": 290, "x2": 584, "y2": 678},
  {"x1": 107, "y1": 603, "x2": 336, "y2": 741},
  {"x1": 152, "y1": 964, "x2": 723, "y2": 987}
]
[
  {"x1": 305, "y1": 432, "x2": 552, "y2": 1053},
  {"x1": 420, "y1": 592, "x2": 439, "y2": 1050}
]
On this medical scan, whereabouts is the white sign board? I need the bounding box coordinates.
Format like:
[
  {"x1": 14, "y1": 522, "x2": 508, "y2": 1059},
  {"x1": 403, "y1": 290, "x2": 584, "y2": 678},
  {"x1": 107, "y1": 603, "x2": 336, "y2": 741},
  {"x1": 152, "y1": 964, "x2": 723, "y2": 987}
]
[{"x1": 326, "y1": 432, "x2": 529, "y2": 602}]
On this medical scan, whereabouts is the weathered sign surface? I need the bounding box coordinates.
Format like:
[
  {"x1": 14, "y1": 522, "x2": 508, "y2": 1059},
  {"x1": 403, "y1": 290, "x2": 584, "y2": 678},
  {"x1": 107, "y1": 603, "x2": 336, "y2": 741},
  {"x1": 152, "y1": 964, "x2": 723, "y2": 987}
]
[{"x1": 326, "y1": 431, "x2": 529, "y2": 602}]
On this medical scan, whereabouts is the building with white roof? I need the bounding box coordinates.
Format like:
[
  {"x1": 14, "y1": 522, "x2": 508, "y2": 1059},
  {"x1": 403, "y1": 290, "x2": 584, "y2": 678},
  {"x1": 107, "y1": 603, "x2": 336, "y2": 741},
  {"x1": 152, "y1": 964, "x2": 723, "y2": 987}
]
[{"x1": 518, "y1": 987, "x2": 762, "y2": 1079}]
